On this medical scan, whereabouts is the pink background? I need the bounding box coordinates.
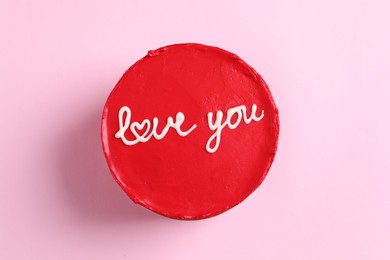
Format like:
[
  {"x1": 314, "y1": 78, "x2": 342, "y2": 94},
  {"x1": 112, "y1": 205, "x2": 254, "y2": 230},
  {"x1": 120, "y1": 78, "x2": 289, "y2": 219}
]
[{"x1": 1, "y1": 0, "x2": 389, "y2": 259}]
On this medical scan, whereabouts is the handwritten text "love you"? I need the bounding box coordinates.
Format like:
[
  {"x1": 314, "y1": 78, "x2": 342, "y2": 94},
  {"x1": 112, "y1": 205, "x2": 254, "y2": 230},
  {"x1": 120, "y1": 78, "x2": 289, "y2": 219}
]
[{"x1": 115, "y1": 104, "x2": 264, "y2": 153}]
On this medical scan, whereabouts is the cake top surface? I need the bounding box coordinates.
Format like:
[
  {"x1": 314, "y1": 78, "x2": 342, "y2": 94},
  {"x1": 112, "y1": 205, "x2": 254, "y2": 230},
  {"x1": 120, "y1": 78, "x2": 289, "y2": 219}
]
[{"x1": 101, "y1": 43, "x2": 279, "y2": 219}]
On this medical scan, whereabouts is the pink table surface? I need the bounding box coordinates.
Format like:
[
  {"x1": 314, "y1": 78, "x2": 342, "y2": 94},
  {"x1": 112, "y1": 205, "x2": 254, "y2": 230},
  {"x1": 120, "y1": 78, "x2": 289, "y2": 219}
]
[{"x1": 1, "y1": 0, "x2": 389, "y2": 259}]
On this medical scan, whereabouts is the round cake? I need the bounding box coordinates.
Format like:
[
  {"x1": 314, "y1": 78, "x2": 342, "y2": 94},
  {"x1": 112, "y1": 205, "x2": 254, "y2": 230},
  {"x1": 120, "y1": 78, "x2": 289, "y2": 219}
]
[{"x1": 101, "y1": 43, "x2": 279, "y2": 220}]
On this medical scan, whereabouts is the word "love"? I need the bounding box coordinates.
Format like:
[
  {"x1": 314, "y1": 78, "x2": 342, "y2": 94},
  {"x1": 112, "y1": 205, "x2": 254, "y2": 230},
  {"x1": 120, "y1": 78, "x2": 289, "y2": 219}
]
[
  {"x1": 115, "y1": 104, "x2": 264, "y2": 153},
  {"x1": 115, "y1": 107, "x2": 197, "y2": 145}
]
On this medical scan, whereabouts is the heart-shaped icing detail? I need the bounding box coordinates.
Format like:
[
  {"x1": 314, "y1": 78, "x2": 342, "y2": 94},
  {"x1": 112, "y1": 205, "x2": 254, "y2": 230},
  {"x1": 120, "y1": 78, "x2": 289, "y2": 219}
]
[{"x1": 130, "y1": 119, "x2": 151, "y2": 142}]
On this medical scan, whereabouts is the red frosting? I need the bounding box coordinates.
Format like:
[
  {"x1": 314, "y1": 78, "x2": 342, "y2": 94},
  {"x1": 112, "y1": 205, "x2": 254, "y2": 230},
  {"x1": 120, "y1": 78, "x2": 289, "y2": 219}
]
[{"x1": 101, "y1": 43, "x2": 279, "y2": 220}]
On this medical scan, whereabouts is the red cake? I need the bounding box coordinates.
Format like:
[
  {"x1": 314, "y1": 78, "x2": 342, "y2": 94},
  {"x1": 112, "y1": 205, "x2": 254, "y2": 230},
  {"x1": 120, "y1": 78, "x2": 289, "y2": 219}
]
[{"x1": 101, "y1": 43, "x2": 279, "y2": 220}]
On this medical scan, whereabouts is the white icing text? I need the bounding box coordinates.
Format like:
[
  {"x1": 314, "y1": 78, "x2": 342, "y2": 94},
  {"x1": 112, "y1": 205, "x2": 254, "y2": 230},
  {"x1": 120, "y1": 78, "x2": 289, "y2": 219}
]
[
  {"x1": 115, "y1": 106, "x2": 197, "y2": 145},
  {"x1": 114, "y1": 104, "x2": 264, "y2": 153},
  {"x1": 206, "y1": 104, "x2": 264, "y2": 153}
]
